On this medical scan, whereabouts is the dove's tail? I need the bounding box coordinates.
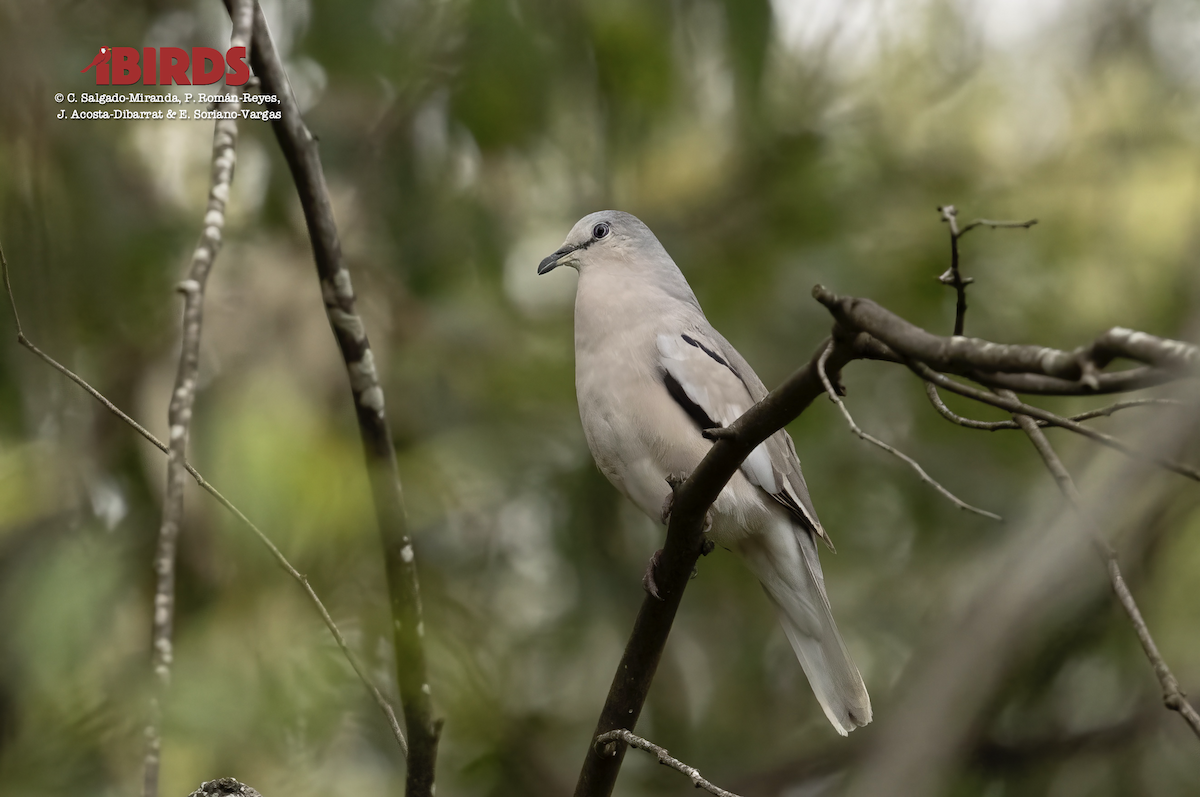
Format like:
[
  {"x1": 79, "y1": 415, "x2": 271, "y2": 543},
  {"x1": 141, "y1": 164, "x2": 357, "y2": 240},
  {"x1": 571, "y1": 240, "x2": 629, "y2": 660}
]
[{"x1": 740, "y1": 519, "x2": 871, "y2": 736}]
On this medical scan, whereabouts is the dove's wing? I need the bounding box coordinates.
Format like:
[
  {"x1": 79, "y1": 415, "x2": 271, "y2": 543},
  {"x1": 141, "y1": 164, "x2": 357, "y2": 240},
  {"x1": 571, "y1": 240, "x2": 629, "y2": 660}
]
[{"x1": 656, "y1": 330, "x2": 831, "y2": 547}]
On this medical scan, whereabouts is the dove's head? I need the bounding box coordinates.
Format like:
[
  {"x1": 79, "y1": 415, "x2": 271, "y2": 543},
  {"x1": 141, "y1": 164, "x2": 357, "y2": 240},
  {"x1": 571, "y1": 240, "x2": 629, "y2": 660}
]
[
  {"x1": 536, "y1": 210, "x2": 674, "y2": 276},
  {"x1": 537, "y1": 210, "x2": 700, "y2": 309}
]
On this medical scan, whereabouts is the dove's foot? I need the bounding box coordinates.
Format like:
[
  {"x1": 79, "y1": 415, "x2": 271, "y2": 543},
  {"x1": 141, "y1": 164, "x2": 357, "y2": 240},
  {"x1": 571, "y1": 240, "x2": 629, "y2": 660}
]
[
  {"x1": 660, "y1": 472, "x2": 687, "y2": 525},
  {"x1": 644, "y1": 535, "x2": 713, "y2": 599},
  {"x1": 642, "y1": 549, "x2": 665, "y2": 600},
  {"x1": 661, "y1": 472, "x2": 716, "y2": 537}
]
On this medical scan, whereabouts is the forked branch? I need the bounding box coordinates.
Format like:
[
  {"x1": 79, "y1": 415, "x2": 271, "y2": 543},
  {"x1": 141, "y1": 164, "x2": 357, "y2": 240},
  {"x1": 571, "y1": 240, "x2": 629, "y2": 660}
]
[
  {"x1": 929, "y1": 205, "x2": 1200, "y2": 740},
  {"x1": 814, "y1": 286, "x2": 1198, "y2": 387},
  {"x1": 937, "y1": 204, "x2": 1036, "y2": 336}
]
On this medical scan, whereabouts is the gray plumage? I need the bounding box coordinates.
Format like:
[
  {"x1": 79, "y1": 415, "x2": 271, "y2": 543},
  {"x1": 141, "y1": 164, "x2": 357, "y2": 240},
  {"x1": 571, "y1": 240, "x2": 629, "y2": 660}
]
[{"x1": 538, "y1": 210, "x2": 871, "y2": 735}]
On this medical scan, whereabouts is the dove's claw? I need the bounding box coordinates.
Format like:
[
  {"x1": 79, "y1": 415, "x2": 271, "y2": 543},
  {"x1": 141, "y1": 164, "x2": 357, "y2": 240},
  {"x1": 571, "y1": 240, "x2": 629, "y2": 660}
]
[
  {"x1": 642, "y1": 549, "x2": 665, "y2": 600},
  {"x1": 660, "y1": 492, "x2": 674, "y2": 526},
  {"x1": 661, "y1": 472, "x2": 687, "y2": 525}
]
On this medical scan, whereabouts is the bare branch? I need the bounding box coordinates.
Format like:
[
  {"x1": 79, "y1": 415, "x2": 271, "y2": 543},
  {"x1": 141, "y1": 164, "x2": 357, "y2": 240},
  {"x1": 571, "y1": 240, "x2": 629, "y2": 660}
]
[
  {"x1": 937, "y1": 205, "x2": 1036, "y2": 336},
  {"x1": 844, "y1": 385, "x2": 1199, "y2": 796},
  {"x1": 1, "y1": 246, "x2": 407, "y2": 757},
  {"x1": 957, "y1": 218, "x2": 1039, "y2": 235},
  {"x1": 937, "y1": 205, "x2": 972, "y2": 337},
  {"x1": 912, "y1": 363, "x2": 1200, "y2": 482},
  {"x1": 924, "y1": 383, "x2": 1187, "y2": 431},
  {"x1": 817, "y1": 344, "x2": 1002, "y2": 521},
  {"x1": 595, "y1": 730, "x2": 742, "y2": 797},
  {"x1": 144, "y1": 6, "x2": 253, "y2": 793},
  {"x1": 814, "y1": 285, "x2": 1198, "y2": 387},
  {"x1": 574, "y1": 335, "x2": 867, "y2": 797},
  {"x1": 1000, "y1": 390, "x2": 1200, "y2": 740},
  {"x1": 227, "y1": 2, "x2": 439, "y2": 789},
  {"x1": 971, "y1": 366, "x2": 1181, "y2": 396}
]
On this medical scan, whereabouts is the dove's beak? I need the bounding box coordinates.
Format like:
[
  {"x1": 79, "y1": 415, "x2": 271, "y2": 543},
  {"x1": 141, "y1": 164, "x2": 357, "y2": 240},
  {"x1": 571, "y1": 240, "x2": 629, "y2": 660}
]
[{"x1": 537, "y1": 244, "x2": 577, "y2": 275}]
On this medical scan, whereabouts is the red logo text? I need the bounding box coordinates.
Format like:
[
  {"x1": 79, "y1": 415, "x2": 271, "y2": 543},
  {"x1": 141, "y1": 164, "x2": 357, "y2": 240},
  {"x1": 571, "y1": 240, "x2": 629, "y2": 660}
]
[{"x1": 81, "y1": 46, "x2": 249, "y2": 86}]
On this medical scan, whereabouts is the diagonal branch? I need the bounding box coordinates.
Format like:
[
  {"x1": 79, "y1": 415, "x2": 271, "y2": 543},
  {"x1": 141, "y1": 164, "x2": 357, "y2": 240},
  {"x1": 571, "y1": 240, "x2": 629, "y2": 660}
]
[
  {"x1": 1000, "y1": 390, "x2": 1200, "y2": 740},
  {"x1": 595, "y1": 730, "x2": 742, "y2": 797},
  {"x1": 144, "y1": 5, "x2": 253, "y2": 794},
  {"x1": 226, "y1": 2, "x2": 438, "y2": 790},
  {"x1": 2, "y1": 253, "x2": 407, "y2": 756},
  {"x1": 817, "y1": 344, "x2": 1001, "y2": 520},
  {"x1": 574, "y1": 333, "x2": 875, "y2": 797}
]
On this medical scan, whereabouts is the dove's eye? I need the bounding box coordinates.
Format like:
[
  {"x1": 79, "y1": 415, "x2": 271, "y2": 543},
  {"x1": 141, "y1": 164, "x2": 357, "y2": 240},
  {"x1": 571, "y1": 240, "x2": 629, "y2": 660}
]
[{"x1": 592, "y1": 222, "x2": 610, "y2": 240}]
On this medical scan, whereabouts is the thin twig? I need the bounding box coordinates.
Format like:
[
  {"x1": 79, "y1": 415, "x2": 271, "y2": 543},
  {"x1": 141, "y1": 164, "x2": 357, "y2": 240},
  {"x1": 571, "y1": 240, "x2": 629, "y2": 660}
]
[
  {"x1": 924, "y1": 383, "x2": 1186, "y2": 431},
  {"x1": 911, "y1": 363, "x2": 1200, "y2": 482},
  {"x1": 595, "y1": 730, "x2": 742, "y2": 797},
  {"x1": 958, "y1": 218, "x2": 1039, "y2": 235},
  {"x1": 0, "y1": 243, "x2": 408, "y2": 756},
  {"x1": 937, "y1": 205, "x2": 1036, "y2": 336},
  {"x1": 937, "y1": 205, "x2": 971, "y2": 337},
  {"x1": 143, "y1": 5, "x2": 253, "y2": 793},
  {"x1": 228, "y1": 1, "x2": 439, "y2": 789},
  {"x1": 817, "y1": 344, "x2": 1002, "y2": 521},
  {"x1": 1000, "y1": 389, "x2": 1200, "y2": 740}
]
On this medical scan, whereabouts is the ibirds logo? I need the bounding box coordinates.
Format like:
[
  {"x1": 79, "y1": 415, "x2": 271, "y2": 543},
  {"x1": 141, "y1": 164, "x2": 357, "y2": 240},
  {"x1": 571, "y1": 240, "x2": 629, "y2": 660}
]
[{"x1": 81, "y1": 46, "x2": 250, "y2": 86}]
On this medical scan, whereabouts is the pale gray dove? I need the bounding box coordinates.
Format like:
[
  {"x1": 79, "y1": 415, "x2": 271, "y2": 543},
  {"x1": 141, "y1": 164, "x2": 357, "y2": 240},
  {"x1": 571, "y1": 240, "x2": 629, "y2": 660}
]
[{"x1": 537, "y1": 210, "x2": 871, "y2": 735}]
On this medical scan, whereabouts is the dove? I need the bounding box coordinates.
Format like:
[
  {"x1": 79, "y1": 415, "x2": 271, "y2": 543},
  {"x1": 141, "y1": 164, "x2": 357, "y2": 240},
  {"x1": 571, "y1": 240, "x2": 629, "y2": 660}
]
[{"x1": 538, "y1": 210, "x2": 870, "y2": 734}]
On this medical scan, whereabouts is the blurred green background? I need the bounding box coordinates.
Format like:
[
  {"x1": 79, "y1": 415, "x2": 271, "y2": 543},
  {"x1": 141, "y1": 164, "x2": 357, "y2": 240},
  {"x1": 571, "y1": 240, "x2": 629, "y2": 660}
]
[{"x1": 1, "y1": 0, "x2": 1199, "y2": 795}]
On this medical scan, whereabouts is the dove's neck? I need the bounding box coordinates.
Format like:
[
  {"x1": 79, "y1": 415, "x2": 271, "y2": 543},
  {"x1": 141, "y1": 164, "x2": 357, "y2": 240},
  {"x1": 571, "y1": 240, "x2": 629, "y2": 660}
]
[{"x1": 573, "y1": 259, "x2": 704, "y2": 356}]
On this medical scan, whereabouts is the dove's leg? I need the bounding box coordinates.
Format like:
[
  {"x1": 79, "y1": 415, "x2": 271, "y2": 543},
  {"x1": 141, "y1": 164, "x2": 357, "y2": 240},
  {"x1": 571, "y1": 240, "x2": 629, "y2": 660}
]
[{"x1": 645, "y1": 474, "x2": 714, "y2": 600}]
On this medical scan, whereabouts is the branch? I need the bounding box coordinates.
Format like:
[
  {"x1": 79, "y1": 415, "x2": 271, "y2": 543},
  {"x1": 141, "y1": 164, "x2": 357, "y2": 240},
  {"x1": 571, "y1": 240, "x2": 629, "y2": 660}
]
[
  {"x1": 817, "y1": 344, "x2": 1002, "y2": 520},
  {"x1": 227, "y1": 2, "x2": 439, "y2": 790},
  {"x1": 594, "y1": 730, "x2": 742, "y2": 797},
  {"x1": 924, "y1": 383, "x2": 1187, "y2": 431},
  {"x1": 843, "y1": 388, "x2": 1200, "y2": 796},
  {"x1": 1000, "y1": 390, "x2": 1200, "y2": 740},
  {"x1": 971, "y1": 366, "x2": 1181, "y2": 396},
  {"x1": 574, "y1": 334, "x2": 868, "y2": 797},
  {"x1": 912, "y1": 363, "x2": 1200, "y2": 482},
  {"x1": 0, "y1": 246, "x2": 407, "y2": 757},
  {"x1": 814, "y1": 286, "x2": 1198, "y2": 387},
  {"x1": 937, "y1": 205, "x2": 1036, "y2": 337},
  {"x1": 145, "y1": 5, "x2": 252, "y2": 794}
]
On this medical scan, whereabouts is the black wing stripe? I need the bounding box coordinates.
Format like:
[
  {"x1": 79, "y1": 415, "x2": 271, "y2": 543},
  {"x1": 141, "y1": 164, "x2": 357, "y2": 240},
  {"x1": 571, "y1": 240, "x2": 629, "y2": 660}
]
[
  {"x1": 680, "y1": 334, "x2": 762, "y2": 403},
  {"x1": 681, "y1": 333, "x2": 732, "y2": 369},
  {"x1": 662, "y1": 370, "x2": 720, "y2": 431},
  {"x1": 768, "y1": 486, "x2": 815, "y2": 532}
]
